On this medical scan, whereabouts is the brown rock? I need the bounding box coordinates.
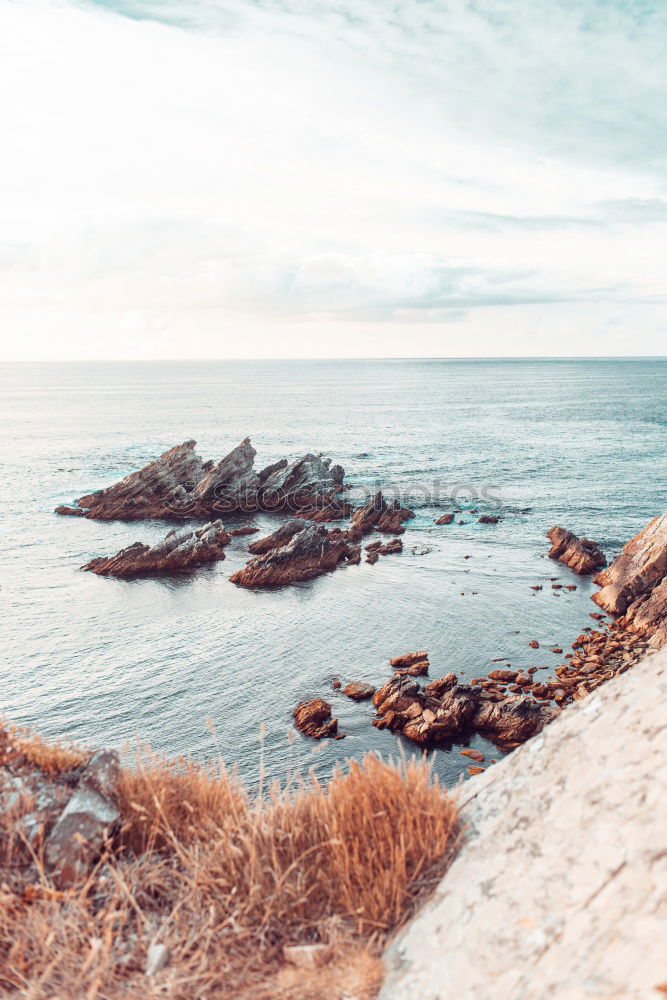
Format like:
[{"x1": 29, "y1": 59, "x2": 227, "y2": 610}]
[
  {"x1": 473, "y1": 696, "x2": 558, "y2": 746},
  {"x1": 390, "y1": 650, "x2": 429, "y2": 669},
  {"x1": 228, "y1": 525, "x2": 259, "y2": 537},
  {"x1": 341, "y1": 681, "x2": 375, "y2": 701},
  {"x1": 293, "y1": 698, "x2": 338, "y2": 739},
  {"x1": 546, "y1": 525, "x2": 606, "y2": 575},
  {"x1": 434, "y1": 513, "x2": 455, "y2": 525},
  {"x1": 477, "y1": 514, "x2": 499, "y2": 524},
  {"x1": 459, "y1": 748, "x2": 485, "y2": 762},
  {"x1": 424, "y1": 673, "x2": 458, "y2": 697},
  {"x1": 379, "y1": 538, "x2": 403, "y2": 556},
  {"x1": 488, "y1": 669, "x2": 518, "y2": 682},
  {"x1": 468, "y1": 765, "x2": 485, "y2": 775},
  {"x1": 528, "y1": 640, "x2": 540, "y2": 649}
]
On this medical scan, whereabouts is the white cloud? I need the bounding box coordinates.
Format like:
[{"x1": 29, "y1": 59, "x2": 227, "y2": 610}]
[{"x1": 0, "y1": 0, "x2": 665, "y2": 358}]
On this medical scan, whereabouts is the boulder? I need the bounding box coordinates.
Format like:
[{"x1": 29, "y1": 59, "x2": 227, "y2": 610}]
[
  {"x1": 293, "y1": 699, "x2": 338, "y2": 739},
  {"x1": 424, "y1": 673, "x2": 458, "y2": 697},
  {"x1": 341, "y1": 681, "x2": 376, "y2": 701},
  {"x1": 547, "y1": 526, "x2": 606, "y2": 575},
  {"x1": 230, "y1": 523, "x2": 349, "y2": 588},
  {"x1": 82, "y1": 521, "x2": 231, "y2": 577},
  {"x1": 45, "y1": 750, "x2": 121, "y2": 888},
  {"x1": 478, "y1": 514, "x2": 499, "y2": 524},
  {"x1": 390, "y1": 651, "x2": 429, "y2": 670},
  {"x1": 434, "y1": 513, "x2": 454, "y2": 525}
]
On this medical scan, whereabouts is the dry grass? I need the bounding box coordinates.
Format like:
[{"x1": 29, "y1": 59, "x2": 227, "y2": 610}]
[{"x1": 0, "y1": 724, "x2": 459, "y2": 1000}]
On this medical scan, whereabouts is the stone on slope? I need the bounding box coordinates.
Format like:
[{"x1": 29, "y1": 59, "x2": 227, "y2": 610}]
[
  {"x1": 45, "y1": 750, "x2": 121, "y2": 888},
  {"x1": 83, "y1": 521, "x2": 231, "y2": 577},
  {"x1": 547, "y1": 525, "x2": 606, "y2": 575}
]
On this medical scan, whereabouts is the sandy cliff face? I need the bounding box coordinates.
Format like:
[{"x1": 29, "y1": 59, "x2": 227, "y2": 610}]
[{"x1": 380, "y1": 646, "x2": 667, "y2": 1000}]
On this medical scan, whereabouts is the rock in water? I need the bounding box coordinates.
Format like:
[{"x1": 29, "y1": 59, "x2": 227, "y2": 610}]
[
  {"x1": 547, "y1": 526, "x2": 606, "y2": 575},
  {"x1": 71, "y1": 440, "x2": 204, "y2": 521},
  {"x1": 230, "y1": 522, "x2": 349, "y2": 588},
  {"x1": 293, "y1": 698, "x2": 338, "y2": 738},
  {"x1": 434, "y1": 513, "x2": 454, "y2": 525},
  {"x1": 55, "y1": 439, "x2": 346, "y2": 521},
  {"x1": 341, "y1": 681, "x2": 376, "y2": 700},
  {"x1": 592, "y1": 513, "x2": 667, "y2": 647},
  {"x1": 83, "y1": 521, "x2": 231, "y2": 577}
]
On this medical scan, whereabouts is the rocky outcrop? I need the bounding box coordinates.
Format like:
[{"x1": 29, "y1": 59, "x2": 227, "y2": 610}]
[
  {"x1": 381, "y1": 647, "x2": 667, "y2": 1000},
  {"x1": 547, "y1": 525, "x2": 606, "y2": 574},
  {"x1": 55, "y1": 439, "x2": 346, "y2": 521},
  {"x1": 82, "y1": 521, "x2": 231, "y2": 577},
  {"x1": 293, "y1": 698, "x2": 339, "y2": 739},
  {"x1": 592, "y1": 512, "x2": 667, "y2": 647},
  {"x1": 230, "y1": 523, "x2": 349, "y2": 588}
]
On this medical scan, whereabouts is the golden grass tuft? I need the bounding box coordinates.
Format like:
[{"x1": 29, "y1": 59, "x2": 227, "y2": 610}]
[{"x1": 0, "y1": 724, "x2": 459, "y2": 999}]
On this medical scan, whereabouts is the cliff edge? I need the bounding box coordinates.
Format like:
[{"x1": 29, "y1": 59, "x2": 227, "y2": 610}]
[{"x1": 381, "y1": 645, "x2": 667, "y2": 1000}]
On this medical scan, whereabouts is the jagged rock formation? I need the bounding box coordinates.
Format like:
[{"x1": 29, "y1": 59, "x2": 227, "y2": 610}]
[
  {"x1": 230, "y1": 523, "x2": 349, "y2": 588},
  {"x1": 247, "y1": 519, "x2": 309, "y2": 555},
  {"x1": 371, "y1": 673, "x2": 556, "y2": 748},
  {"x1": 83, "y1": 521, "x2": 231, "y2": 577},
  {"x1": 592, "y1": 512, "x2": 667, "y2": 647},
  {"x1": 55, "y1": 439, "x2": 346, "y2": 521},
  {"x1": 547, "y1": 525, "x2": 606, "y2": 574},
  {"x1": 381, "y1": 647, "x2": 667, "y2": 1000},
  {"x1": 293, "y1": 698, "x2": 339, "y2": 739}
]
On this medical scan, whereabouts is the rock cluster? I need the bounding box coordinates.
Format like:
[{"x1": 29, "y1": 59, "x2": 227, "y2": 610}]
[
  {"x1": 547, "y1": 525, "x2": 606, "y2": 575},
  {"x1": 592, "y1": 512, "x2": 667, "y2": 648},
  {"x1": 372, "y1": 666, "x2": 556, "y2": 748},
  {"x1": 293, "y1": 698, "x2": 339, "y2": 739},
  {"x1": 55, "y1": 439, "x2": 346, "y2": 521},
  {"x1": 83, "y1": 521, "x2": 231, "y2": 577},
  {"x1": 232, "y1": 489, "x2": 414, "y2": 588}
]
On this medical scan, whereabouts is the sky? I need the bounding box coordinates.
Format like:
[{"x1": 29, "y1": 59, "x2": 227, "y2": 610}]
[{"x1": 0, "y1": 0, "x2": 665, "y2": 360}]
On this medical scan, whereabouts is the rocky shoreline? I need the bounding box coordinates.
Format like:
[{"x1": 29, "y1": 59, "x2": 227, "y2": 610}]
[{"x1": 293, "y1": 514, "x2": 666, "y2": 753}]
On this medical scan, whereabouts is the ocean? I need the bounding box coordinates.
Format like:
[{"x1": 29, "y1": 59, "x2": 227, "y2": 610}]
[{"x1": 1, "y1": 358, "x2": 665, "y2": 787}]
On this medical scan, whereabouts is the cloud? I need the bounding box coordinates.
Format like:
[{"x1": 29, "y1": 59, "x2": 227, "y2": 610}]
[{"x1": 0, "y1": 0, "x2": 665, "y2": 358}]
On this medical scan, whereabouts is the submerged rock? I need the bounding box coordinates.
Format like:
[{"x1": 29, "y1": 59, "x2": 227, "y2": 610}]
[
  {"x1": 547, "y1": 525, "x2": 606, "y2": 575},
  {"x1": 592, "y1": 513, "x2": 667, "y2": 647},
  {"x1": 83, "y1": 521, "x2": 231, "y2": 577},
  {"x1": 230, "y1": 522, "x2": 349, "y2": 588},
  {"x1": 293, "y1": 698, "x2": 338, "y2": 739}
]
